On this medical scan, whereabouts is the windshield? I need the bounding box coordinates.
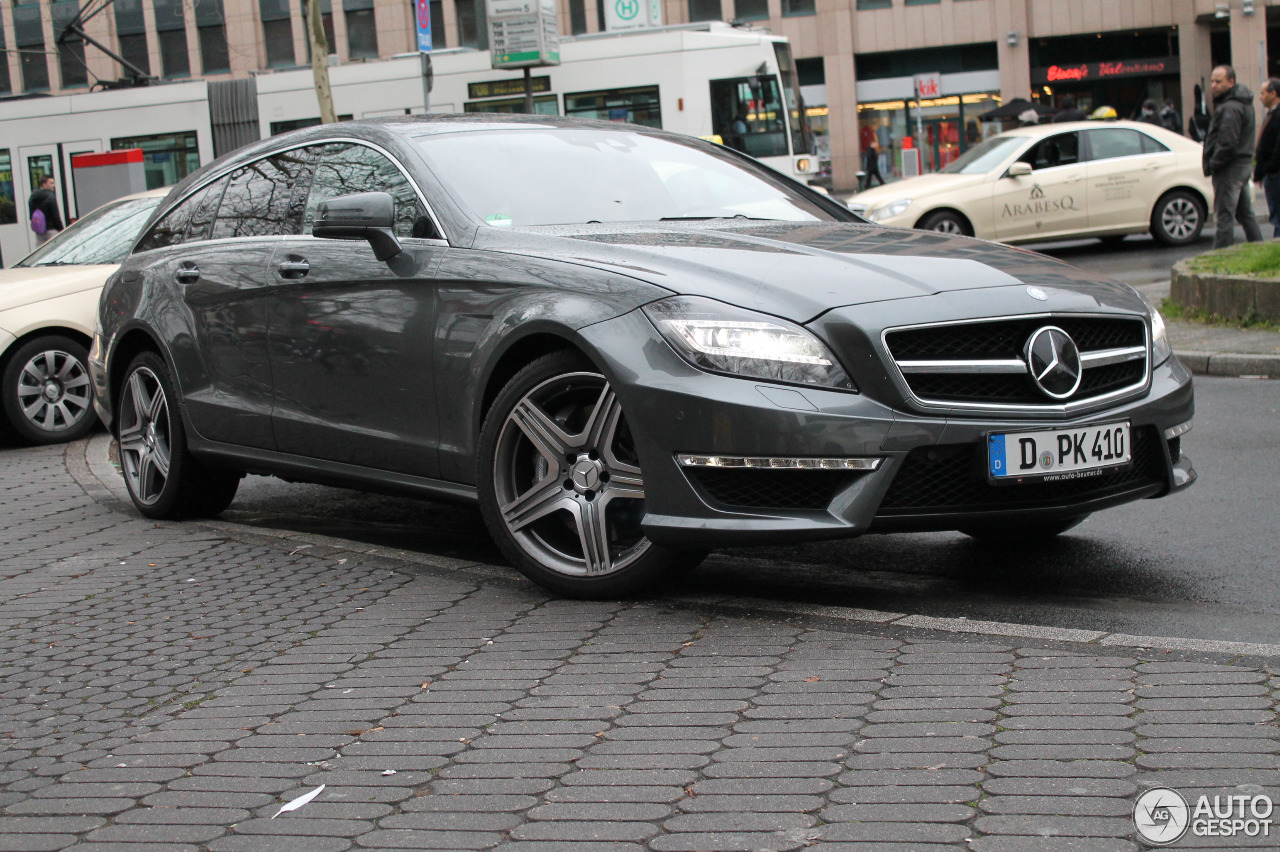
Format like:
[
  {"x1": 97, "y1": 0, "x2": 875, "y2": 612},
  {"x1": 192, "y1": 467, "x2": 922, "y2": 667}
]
[
  {"x1": 941, "y1": 135, "x2": 1026, "y2": 175},
  {"x1": 413, "y1": 128, "x2": 836, "y2": 227},
  {"x1": 17, "y1": 195, "x2": 163, "y2": 267}
]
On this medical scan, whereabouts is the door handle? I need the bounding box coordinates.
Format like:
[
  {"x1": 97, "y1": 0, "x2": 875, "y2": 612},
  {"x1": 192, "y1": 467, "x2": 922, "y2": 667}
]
[
  {"x1": 278, "y1": 260, "x2": 310, "y2": 279},
  {"x1": 175, "y1": 265, "x2": 199, "y2": 283}
]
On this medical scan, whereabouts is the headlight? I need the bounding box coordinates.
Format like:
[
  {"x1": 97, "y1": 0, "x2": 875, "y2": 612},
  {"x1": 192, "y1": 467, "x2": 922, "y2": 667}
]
[
  {"x1": 1147, "y1": 299, "x2": 1172, "y2": 365},
  {"x1": 643, "y1": 296, "x2": 856, "y2": 391},
  {"x1": 868, "y1": 199, "x2": 912, "y2": 222}
]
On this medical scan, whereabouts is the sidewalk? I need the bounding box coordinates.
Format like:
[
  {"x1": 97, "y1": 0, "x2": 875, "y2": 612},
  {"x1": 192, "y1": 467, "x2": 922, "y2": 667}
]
[
  {"x1": 0, "y1": 435, "x2": 1274, "y2": 850},
  {"x1": 1166, "y1": 318, "x2": 1280, "y2": 378}
]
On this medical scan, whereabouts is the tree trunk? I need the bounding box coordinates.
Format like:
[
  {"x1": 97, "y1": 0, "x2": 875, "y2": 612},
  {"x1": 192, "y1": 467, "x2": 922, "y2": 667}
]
[{"x1": 309, "y1": 0, "x2": 337, "y2": 124}]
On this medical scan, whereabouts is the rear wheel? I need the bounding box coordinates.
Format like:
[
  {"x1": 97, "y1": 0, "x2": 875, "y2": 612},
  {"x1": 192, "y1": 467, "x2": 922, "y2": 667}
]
[
  {"x1": 918, "y1": 210, "x2": 971, "y2": 236},
  {"x1": 960, "y1": 515, "x2": 1089, "y2": 543},
  {"x1": 477, "y1": 351, "x2": 704, "y2": 598},
  {"x1": 1151, "y1": 190, "x2": 1205, "y2": 245},
  {"x1": 116, "y1": 351, "x2": 240, "y2": 519},
  {"x1": 2, "y1": 335, "x2": 97, "y2": 445}
]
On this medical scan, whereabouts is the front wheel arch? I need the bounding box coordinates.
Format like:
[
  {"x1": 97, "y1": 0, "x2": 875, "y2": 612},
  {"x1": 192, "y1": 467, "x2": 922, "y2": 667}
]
[{"x1": 916, "y1": 208, "x2": 974, "y2": 237}]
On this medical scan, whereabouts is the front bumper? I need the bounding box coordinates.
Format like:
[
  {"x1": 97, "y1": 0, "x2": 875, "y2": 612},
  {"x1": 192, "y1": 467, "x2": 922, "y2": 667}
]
[{"x1": 579, "y1": 309, "x2": 1195, "y2": 549}]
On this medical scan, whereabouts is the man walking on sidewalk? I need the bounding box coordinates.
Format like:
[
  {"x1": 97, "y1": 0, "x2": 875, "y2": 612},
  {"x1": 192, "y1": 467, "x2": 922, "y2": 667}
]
[
  {"x1": 1255, "y1": 78, "x2": 1280, "y2": 238},
  {"x1": 1203, "y1": 65, "x2": 1263, "y2": 248}
]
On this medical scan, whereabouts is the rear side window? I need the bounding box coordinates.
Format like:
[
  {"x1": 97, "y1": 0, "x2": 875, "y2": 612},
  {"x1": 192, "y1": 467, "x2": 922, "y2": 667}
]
[
  {"x1": 136, "y1": 186, "x2": 209, "y2": 252},
  {"x1": 304, "y1": 143, "x2": 434, "y2": 239},
  {"x1": 186, "y1": 176, "x2": 229, "y2": 243},
  {"x1": 210, "y1": 148, "x2": 316, "y2": 240},
  {"x1": 1087, "y1": 128, "x2": 1151, "y2": 161}
]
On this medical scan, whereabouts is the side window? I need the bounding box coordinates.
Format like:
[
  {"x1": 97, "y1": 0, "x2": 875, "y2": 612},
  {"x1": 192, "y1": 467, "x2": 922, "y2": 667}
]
[
  {"x1": 1139, "y1": 132, "x2": 1171, "y2": 155},
  {"x1": 304, "y1": 143, "x2": 436, "y2": 239},
  {"x1": 1087, "y1": 129, "x2": 1149, "y2": 161},
  {"x1": 1020, "y1": 132, "x2": 1080, "y2": 170},
  {"x1": 187, "y1": 175, "x2": 230, "y2": 243},
  {"x1": 210, "y1": 149, "x2": 315, "y2": 240},
  {"x1": 136, "y1": 189, "x2": 204, "y2": 252}
]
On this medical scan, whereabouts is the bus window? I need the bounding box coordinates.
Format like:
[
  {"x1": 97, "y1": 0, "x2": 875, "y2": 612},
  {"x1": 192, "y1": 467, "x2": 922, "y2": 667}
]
[
  {"x1": 710, "y1": 77, "x2": 788, "y2": 159},
  {"x1": 0, "y1": 150, "x2": 15, "y2": 224},
  {"x1": 564, "y1": 87, "x2": 661, "y2": 128}
]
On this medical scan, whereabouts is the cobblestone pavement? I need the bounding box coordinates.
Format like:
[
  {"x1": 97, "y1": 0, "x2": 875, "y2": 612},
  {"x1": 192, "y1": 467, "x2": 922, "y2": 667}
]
[{"x1": 0, "y1": 438, "x2": 1277, "y2": 851}]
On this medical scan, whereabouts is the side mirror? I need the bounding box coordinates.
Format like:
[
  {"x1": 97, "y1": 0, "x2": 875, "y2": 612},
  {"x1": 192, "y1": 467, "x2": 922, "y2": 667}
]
[
  {"x1": 314, "y1": 191, "x2": 403, "y2": 261},
  {"x1": 1006, "y1": 161, "x2": 1033, "y2": 178}
]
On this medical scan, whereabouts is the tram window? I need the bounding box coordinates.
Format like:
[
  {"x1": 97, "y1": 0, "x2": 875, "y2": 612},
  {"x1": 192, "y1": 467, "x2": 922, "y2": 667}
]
[
  {"x1": 564, "y1": 86, "x2": 661, "y2": 128},
  {"x1": 111, "y1": 131, "x2": 201, "y2": 189},
  {"x1": 212, "y1": 150, "x2": 316, "y2": 239},
  {"x1": 0, "y1": 150, "x2": 14, "y2": 225},
  {"x1": 710, "y1": 77, "x2": 788, "y2": 159}
]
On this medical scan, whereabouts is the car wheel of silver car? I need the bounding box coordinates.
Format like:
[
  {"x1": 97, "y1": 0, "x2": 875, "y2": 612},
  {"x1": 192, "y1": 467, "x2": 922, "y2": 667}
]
[
  {"x1": 2, "y1": 335, "x2": 98, "y2": 445},
  {"x1": 960, "y1": 514, "x2": 1089, "y2": 543},
  {"x1": 116, "y1": 351, "x2": 241, "y2": 519},
  {"x1": 478, "y1": 351, "x2": 704, "y2": 598},
  {"x1": 918, "y1": 210, "x2": 971, "y2": 236},
  {"x1": 1151, "y1": 190, "x2": 1205, "y2": 246}
]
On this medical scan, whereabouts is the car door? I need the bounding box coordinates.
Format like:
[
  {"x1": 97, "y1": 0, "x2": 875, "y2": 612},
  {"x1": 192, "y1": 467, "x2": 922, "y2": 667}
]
[
  {"x1": 267, "y1": 141, "x2": 447, "y2": 478},
  {"x1": 1084, "y1": 127, "x2": 1174, "y2": 231},
  {"x1": 993, "y1": 131, "x2": 1089, "y2": 242},
  {"x1": 151, "y1": 149, "x2": 314, "y2": 448}
]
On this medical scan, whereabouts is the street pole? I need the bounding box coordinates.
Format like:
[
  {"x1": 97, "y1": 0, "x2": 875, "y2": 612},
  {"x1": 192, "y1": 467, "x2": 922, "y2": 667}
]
[
  {"x1": 421, "y1": 52, "x2": 432, "y2": 113},
  {"x1": 524, "y1": 67, "x2": 534, "y2": 114}
]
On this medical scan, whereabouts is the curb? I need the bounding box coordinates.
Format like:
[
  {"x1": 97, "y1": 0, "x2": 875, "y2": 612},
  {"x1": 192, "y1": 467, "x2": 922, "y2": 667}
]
[
  {"x1": 1175, "y1": 349, "x2": 1280, "y2": 378},
  {"x1": 73, "y1": 434, "x2": 1280, "y2": 662}
]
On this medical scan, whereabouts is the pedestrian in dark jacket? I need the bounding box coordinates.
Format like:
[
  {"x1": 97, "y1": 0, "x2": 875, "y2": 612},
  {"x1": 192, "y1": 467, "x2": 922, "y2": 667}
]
[
  {"x1": 27, "y1": 176, "x2": 64, "y2": 246},
  {"x1": 1158, "y1": 99, "x2": 1182, "y2": 134},
  {"x1": 1254, "y1": 78, "x2": 1280, "y2": 237},
  {"x1": 1203, "y1": 65, "x2": 1263, "y2": 248},
  {"x1": 1053, "y1": 94, "x2": 1086, "y2": 123},
  {"x1": 1137, "y1": 99, "x2": 1160, "y2": 125}
]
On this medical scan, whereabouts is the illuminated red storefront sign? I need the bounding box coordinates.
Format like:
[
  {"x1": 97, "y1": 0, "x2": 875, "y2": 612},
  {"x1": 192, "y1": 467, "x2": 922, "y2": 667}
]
[{"x1": 1033, "y1": 56, "x2": 1180, "y2": 85}]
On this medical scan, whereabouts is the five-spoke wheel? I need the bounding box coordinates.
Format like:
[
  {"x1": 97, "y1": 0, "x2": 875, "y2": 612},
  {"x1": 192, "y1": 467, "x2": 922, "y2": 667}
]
[
  {"x1": 478, "y1": 351, "x2": 701, "y2": 598},
  {"x1": 2, "y1": 335, "x2": 97, "y2": 444},
  {"x1": 117, "y1": 352, "x2": 240, "y2": 518}
]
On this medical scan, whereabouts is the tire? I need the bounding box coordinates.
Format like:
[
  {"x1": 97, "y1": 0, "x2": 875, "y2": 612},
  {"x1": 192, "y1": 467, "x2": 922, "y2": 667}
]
[
  {"x1": 960, "y1": 514, "x2": 1089, "y2": 543},
  {"x1": 917, "y1": 210, "x2": 971, "y2": 236},
  {"x1": 477, "y1": 350, "x2": 704, "y2": 599},
  {"x1": 115, "y1": 351, "x2": 241, "y2": 519},
  {"x1": 1151, "y1": 190, "x2": 1205, "y2": 246},
  {"x1": 2, "y1": 335, "x2": 97, "y2": 445}
]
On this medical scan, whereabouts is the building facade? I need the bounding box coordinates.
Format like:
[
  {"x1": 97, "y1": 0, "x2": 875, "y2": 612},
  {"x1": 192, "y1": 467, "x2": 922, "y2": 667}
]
[{"x1": 2, "y1": 0, "x2": 1280, "y2": 191}]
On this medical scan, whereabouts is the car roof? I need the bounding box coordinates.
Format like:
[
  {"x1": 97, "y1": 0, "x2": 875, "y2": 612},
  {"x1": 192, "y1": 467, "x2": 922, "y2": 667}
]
[{"x1": 997, "y1": 119, "x2": 1187, "y2": 139}]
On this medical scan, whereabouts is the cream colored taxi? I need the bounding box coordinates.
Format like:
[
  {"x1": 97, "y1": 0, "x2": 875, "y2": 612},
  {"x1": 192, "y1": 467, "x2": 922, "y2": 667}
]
[
  {"x1": 846, "y1": 121, "x2": 1213, "y2": 246},
  {"x1": 0, "y1": 188, "x2": 166, "y2": 444}
]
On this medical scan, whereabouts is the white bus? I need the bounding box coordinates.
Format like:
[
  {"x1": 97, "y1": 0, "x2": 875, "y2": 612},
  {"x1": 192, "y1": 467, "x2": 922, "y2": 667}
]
[{"x1": 0, "y1": 22, "x2": 815, "y2": 267}]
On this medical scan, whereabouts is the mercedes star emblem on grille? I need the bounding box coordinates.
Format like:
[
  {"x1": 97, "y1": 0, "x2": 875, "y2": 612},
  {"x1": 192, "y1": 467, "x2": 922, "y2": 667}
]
[{"x1": 1025, "y1": 326, "x2": 1082, "y2": 399}]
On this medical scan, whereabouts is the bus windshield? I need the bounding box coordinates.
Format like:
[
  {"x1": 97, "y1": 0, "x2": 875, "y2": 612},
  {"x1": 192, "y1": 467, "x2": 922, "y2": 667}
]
[
  {"x1": 773, "y1": 41, "x2": 814, "y2": 156},
  {"x1": 414, "y1": 128, "x2": 837, "y2": 227}
]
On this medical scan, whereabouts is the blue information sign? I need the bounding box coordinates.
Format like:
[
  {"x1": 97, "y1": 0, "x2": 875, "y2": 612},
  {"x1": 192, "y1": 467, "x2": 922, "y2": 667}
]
[{"x1": 415, "y1": 0, "x2": 432, "y2": 52}]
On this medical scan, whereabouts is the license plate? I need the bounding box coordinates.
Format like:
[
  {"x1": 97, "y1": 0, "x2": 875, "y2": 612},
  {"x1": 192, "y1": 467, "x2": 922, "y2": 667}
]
[{"x1": 988, "y1": 421, "x2": 1131, "y2": 483}]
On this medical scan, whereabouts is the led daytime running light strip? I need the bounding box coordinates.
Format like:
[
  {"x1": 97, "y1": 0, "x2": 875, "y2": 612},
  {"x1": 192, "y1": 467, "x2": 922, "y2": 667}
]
[
  {"x1": 678, "y1": 454, "x2": 883, "y2": 471},
  {"x1": 1164, "y1": 420, "x2": 1193, "y2": 440}
]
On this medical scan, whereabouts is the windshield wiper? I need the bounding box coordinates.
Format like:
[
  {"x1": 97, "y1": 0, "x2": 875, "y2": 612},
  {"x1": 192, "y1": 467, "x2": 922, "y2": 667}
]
[{"x1": 660, "y1": 214, "x2": 774, "y2": 222}]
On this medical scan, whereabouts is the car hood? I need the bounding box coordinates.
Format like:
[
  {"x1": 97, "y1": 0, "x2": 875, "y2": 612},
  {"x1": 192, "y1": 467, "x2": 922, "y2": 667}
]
[
  {"x1": 0, "y1": 264, "x2": 115, "y2": 314},
  {"x1": 478, "y1": 221, "x2": 1142, "y2": 323},
  {"x1": 847, "y1": 172, "x2": 989, "y2": 207}
]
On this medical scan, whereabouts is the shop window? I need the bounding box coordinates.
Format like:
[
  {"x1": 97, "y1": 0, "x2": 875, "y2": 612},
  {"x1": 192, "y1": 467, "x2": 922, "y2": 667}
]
[
  {"x1": 565, "y1": 86, "x2": 661, "y2": 128},
  {"x1": 111, "y1": 131, "x2": 201, "y2": 189},
  {"x1": 456, "y1": 0, "x2": 488, "y2": 49},
  {"x1": 736, "y1": 0, "x2": 768, "y2": 20},
  {"x1": 688, "y1": 0, "x2": 722, "y2": 22},
  {"x1": 0, "y1": 150, "x2": 15, "y2": 225},
  {"x1": 260, "y1": 0, "x2": 296, "y2": 67},
  {"x1": 345, "y1": 0, "x2": 379, "y2": 59},
  {"x1": 13, "y1": 3, "x2": 49, "y2": 92},
  {"x1": 53, "y1": 0, "x2": 88, "y2": 88},
  {"x1": 196, "y1": 0, "x2": 231, "y2": 75},
  {"x1": 858, "y1": 43, "x2": 998, "y2": 80}
]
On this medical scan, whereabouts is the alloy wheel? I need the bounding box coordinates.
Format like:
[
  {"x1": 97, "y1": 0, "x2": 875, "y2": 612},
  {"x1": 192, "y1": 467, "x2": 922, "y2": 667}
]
[
  {"x1": 1161, "y1": 197, "x2": 1199, "y2": 241},
  {"x1": 493, "y1": 371, "x2": 649, "y2": 578},
  {"x1": 15, "y1": 348, "x2": 91, "y2": 435},
  {"x1": 117, "y1": 366, "x2": 172, "y2": 506}
]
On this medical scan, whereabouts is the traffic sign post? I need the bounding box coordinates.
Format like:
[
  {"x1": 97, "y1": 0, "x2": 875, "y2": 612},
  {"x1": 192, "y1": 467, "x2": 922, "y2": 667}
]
[
  {"x1": 416, "y1": 0, "x2": 433, "y2": 112},
  {"x1": 486, "y1": 0, "x2": 559, "y2": 114}
]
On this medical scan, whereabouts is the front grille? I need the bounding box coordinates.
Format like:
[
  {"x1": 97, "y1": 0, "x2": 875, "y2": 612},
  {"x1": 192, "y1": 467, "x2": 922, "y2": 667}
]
[
  {"x1": 884, "y1": 316, "x2": 1148, "y2": 409},
  {"x1": 876, "y1": 426, "x2": 1165, "y2": 515},
  {"x1": 686, "y1": 468, "x2": 860, "y2": 511}
]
